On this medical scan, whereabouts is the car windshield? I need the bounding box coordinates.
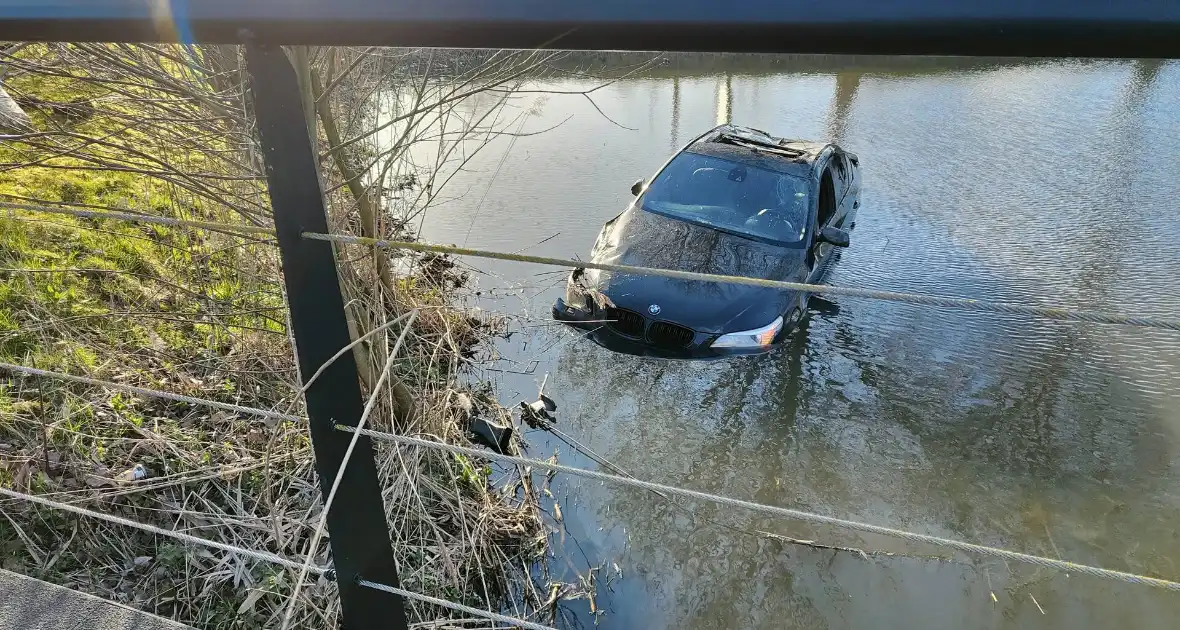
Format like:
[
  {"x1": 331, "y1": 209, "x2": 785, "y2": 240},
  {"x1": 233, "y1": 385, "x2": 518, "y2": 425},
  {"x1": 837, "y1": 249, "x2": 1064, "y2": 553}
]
[{"x1": 638, "y1": 151, "x2": 811, "y2": 246}]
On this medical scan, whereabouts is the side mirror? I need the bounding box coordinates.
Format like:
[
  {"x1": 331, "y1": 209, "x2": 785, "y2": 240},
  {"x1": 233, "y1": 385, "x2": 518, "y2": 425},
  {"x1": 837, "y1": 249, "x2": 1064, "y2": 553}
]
[
  {"x1": 818, "y1": 226, "x2": 850, "y2": 247},
  {"x1": 630, "y1": 179, "x2": 645, "y2": 196}
]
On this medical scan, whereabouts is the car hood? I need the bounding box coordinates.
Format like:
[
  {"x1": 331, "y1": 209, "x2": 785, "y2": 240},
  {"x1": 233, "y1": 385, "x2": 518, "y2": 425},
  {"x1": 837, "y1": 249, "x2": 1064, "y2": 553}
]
[{"x1": 581, "y1": 207, "x2": 806, "y2": 334}]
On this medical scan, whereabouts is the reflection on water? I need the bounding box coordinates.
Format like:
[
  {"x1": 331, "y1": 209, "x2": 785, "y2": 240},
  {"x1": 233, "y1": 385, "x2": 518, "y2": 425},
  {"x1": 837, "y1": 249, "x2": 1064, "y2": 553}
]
[
  {"x1": 716, "y1": 73, "x2": 733, "y2": 126},
  {"x1": 670, "y1": 76, "x2": 681, "y2": 149},
  {"x1": 827, "y1": 71, "x2": 861, "y2": 142},
  {"x1": 411, "y1": 55, "x2": 1180, "y2": 628}
]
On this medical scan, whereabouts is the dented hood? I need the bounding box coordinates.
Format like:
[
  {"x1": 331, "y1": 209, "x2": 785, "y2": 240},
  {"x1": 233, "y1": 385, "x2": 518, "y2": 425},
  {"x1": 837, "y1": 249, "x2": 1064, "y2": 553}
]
[{"x1": 581, "y1": 207, "x2": 805, "y2": 334}]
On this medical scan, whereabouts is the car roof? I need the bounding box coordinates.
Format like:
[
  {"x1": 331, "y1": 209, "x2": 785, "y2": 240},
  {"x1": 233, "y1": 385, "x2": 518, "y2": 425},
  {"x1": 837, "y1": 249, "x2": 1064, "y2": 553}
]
[{"x1": 684, "y1": 124, "x2": 829, "y2": 178}]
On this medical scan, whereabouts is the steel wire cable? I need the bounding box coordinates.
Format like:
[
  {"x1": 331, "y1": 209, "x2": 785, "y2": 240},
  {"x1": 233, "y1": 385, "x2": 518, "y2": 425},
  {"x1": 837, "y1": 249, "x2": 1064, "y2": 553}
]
[
  {"x1": 0, "y1": 486, "x2": 323, "y2": 572},
  {"x1": 358, "y1": 579, "x2": 558, "y2": 630},
  {"x1": 8, "y1": 200, "x2": 1180, "y2": 599},
  {"x1": 0, "y1": 200, "x2": 275, "y2": 235},
  {"x1": 0, "y1": 487, "x2": 552, "y2": 630},
  {"x1": 2, "y1": 346, "x2": 554, "y2": 628},
  {"x1": 6, "y1": 200, "x2": 1179, "y2": 330},
  {"x1": 301, "y1": 232, "x2": 1180, "y2": 331},
  {"x1": 339, "y1": 425, "x2": 1180, "y2": 593},
  {"x1": 0, "y1": 362, "x2": 304, "y2": 423},
  {"x1": 7, "y1": 363, "x2": 1180, "y2": 592}
]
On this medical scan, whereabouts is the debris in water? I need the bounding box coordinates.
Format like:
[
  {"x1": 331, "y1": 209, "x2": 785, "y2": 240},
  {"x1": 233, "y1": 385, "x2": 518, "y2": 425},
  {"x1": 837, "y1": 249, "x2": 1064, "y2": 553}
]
[
  {"x1": 468, "y1": 416, "x2": 513, "y2": 454},
  {"x1": 1030, "y1": 593, "x2": 1045, "y2": 614},
  {"x1": 456, "y1": 391, "x2": 514, "y2": 453},
  {"x1": 520, "y1": 373, "x2": 557, "y2": 428},
  {"x1": 544, "y1": 455, "x2": 558, "y2": 483},
  {"x1": 520, "y1": 394, "x2": 557, "y2": 428}
]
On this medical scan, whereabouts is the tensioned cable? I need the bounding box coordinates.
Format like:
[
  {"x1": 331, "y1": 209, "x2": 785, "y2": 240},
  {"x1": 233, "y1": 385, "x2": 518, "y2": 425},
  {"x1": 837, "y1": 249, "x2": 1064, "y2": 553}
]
[
  {"x1": 0, "y1": 200, "x2": 274, "y2": 236},
  {"x1": 7, "y1": 200, "x2": 1176, "y2": 330},
  {"x1": 1, "y1": 360, "x2": 551, "y2": 628},
  {"x1": 0, "y1": 312, "x2": 425, "y2": 427},
  {"x1": 2, "y1": 358, "x2": 560, "y2": 625},
  {"x1": 358, "y1": 579, "x2": 558, "y2": 630},
  {"x1": 0, "y1": 487, "x2": 553, "y2": 630},
  {"x1": 339, "y1": 425, "x2": 1180, "y2": 593},
  {"x1": 303, "y1": 232, "x2": 1180, "y2": 331},
  {"x1": 0, "y1": 362, "x2": 304, "y2": 423},
  {"x1": 0, "y1": 486, "x2": 323, "y2": 573},
  {"x1": 10, "y1": 201, "x2": 1179, "y2": 586}
]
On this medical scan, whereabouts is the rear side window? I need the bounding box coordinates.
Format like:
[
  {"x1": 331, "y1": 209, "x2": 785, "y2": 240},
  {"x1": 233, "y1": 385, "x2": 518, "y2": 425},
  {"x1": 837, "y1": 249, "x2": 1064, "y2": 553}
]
[
  {"x1": 831, "y1": 154, "x2": 854, "y2": 199},
  {"x1": 832, "y1": 154, "x2": 847, "y2": 181}
]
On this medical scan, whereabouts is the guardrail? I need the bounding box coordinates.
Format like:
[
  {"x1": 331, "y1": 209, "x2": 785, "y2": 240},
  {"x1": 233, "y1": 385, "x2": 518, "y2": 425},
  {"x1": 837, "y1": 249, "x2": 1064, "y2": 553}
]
[
  {"x1": 1, "y1": 2, "x2": 1179, "y2": 629},
  {"x1": 0, "y1": 0, "x2": 1178, "y2": 57}
]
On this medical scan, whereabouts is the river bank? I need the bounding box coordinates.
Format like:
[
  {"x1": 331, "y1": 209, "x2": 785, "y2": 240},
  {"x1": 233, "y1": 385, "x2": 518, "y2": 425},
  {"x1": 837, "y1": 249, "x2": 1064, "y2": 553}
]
[{"x1": 0, "y1": 43, "x2": 574, "y2": 628}]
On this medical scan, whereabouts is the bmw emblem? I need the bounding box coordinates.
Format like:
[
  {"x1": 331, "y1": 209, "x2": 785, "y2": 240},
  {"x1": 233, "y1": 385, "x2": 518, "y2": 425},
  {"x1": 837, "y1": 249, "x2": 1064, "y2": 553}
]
[{"x1": 648, "y1": 304, "x2": 661, "y2": 316}]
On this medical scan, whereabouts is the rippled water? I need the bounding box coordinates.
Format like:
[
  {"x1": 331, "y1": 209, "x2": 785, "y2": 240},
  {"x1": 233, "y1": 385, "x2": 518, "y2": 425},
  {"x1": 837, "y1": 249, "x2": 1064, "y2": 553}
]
[{"x1": 413, "y1": 55, "x2": 1180, "y2": 628}]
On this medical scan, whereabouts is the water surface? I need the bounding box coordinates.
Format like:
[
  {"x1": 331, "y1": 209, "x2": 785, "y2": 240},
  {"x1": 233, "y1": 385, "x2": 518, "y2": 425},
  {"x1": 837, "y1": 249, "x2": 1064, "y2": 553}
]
[{"x1": 412, "y1": 55, "x2": 1180, "y2": 629}]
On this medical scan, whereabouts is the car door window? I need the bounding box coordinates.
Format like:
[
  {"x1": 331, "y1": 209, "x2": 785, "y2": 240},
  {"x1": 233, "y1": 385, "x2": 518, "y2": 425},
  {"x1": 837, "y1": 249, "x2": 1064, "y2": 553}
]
[
  {"x1": 816, "y1": 167, "x2": 837, "y2": 229},
  {"x1": 831, "y1": 154, "x2": 852, "y2": 204}
]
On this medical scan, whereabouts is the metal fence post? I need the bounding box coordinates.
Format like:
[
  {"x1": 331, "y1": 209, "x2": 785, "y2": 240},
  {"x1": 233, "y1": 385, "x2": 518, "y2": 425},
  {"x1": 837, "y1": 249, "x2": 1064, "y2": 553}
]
[{"x1": 242, "y1": 40, "x2": 408, "y2": 630}]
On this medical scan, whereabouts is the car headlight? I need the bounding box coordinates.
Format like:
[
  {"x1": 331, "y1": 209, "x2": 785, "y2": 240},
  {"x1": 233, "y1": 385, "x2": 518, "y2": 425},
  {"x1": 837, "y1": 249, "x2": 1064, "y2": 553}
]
[
  {"x1": 710, "y1": 316, "x2": 783, "y2": 349},
  {"x1": 564, "y1": 275, "x2": 592, "y2": 312}
]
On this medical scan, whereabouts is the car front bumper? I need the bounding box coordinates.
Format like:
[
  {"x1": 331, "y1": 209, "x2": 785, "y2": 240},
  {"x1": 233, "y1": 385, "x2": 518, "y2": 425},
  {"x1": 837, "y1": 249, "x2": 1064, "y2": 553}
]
[{"x1": 552, "y1": 298, "x2": 780, "y2": 360}]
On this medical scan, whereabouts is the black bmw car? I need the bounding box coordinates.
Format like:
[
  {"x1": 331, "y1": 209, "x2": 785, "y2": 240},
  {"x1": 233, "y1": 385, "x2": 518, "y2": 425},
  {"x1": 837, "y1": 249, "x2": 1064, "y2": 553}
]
[{"x1": 553, "y1": 124, "x2": 860, "y2": 358}]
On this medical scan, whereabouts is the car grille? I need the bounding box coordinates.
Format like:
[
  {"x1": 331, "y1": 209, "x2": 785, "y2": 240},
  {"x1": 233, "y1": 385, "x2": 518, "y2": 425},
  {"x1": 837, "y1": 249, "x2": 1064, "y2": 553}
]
[
  {"x1": 605, "y1": 307, "x2": 645, "y2": 338},
  {"x1": 648, "y1": 321, "x2": 695, "y2": 348}
]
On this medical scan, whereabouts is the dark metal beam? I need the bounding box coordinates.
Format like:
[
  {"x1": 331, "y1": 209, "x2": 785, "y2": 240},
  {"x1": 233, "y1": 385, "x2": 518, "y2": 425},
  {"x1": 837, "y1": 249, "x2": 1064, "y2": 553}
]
[
  {"x1": 0, "y1": 0, "x2": 1178, "y2": 58},
  {"x1": 242, "y1": 41, "x2": 408, "y2": 630}
]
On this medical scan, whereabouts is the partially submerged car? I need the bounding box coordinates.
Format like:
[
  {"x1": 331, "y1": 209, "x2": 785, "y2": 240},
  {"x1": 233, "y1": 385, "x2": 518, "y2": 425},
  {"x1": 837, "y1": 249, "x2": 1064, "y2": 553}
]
[{"x1": 553, "y1": 124, "x2": 860, "y2": 358}]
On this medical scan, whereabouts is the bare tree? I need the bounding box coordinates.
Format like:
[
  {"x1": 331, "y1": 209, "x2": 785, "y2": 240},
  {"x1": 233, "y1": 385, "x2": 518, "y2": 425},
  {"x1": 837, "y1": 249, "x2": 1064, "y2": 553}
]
[{"x1": 0, "y1": 42, "x2": 595, "y2": 629}]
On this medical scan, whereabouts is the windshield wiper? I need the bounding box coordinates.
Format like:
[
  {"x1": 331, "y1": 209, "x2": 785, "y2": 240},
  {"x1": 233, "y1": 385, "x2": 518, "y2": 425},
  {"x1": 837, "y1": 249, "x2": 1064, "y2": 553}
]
[{"x1": 717, "y1": 134, "x2": 806, "y2": 159}]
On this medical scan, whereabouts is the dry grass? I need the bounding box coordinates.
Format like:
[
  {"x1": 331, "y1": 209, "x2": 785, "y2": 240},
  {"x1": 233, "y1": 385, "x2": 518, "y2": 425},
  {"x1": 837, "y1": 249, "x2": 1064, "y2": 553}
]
[
  {"x1": 0, "y1": 42, "x2": 580, "y2": 629},
  {"x1": 0, "y1": 211, "x2": 569, "y2": 628},
  {"x1": 275, "y1": 252, "x2": 565, "y2": 628}
]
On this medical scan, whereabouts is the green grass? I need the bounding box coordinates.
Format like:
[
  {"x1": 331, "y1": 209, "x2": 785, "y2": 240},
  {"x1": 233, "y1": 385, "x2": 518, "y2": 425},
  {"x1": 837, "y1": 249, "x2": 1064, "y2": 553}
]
[
  {"x1": 0, "y1": 44, "x2": 565, "y2": 630},
  {"x1": 0, "y1": 44, "x2": 306, "y2": 626}
]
